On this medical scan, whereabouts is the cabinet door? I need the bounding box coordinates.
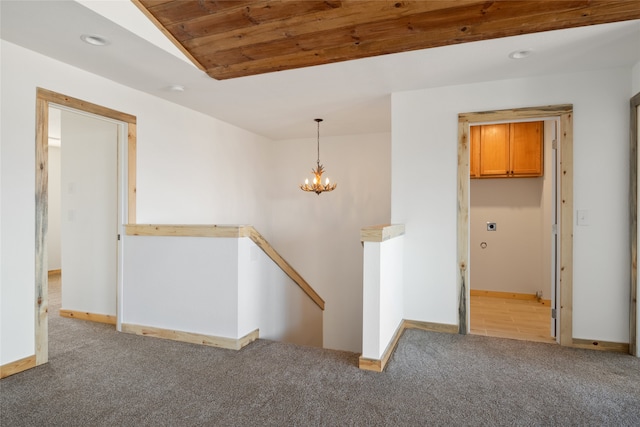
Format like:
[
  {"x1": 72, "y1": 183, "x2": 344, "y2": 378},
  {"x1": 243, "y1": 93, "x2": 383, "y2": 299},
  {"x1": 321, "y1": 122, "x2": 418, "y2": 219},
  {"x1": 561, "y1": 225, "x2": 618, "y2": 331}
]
[
  {"x1": 479, "y1": 124, "x2": 509, "y2": 176},
  {"x1": 510, "y1": 121, "x2": 543, "y2": 176},
  {"x1": 470, "y1": 125, "x2": 481, "y2": 178}
]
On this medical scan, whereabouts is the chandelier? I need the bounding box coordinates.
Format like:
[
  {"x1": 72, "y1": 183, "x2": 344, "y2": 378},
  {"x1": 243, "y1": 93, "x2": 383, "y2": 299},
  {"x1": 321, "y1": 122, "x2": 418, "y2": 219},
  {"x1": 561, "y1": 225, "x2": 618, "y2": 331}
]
[{"x1": 300, "y1": 118, "x2": 337, "y2": 195}]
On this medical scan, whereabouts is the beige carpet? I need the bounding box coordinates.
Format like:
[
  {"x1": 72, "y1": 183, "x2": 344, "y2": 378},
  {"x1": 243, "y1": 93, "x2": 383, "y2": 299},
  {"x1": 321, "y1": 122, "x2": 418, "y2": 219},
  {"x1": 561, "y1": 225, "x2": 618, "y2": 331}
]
[{"x1": 2, "y1": 274, "x2": 639, "y2": 426}]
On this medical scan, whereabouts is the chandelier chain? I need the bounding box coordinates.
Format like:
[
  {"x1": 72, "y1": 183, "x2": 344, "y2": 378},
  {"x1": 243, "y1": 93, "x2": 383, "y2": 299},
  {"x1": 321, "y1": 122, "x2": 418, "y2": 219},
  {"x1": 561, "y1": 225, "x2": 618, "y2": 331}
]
[{"x1": 316, "y1": 119, "x2": 320, "y2": 167}]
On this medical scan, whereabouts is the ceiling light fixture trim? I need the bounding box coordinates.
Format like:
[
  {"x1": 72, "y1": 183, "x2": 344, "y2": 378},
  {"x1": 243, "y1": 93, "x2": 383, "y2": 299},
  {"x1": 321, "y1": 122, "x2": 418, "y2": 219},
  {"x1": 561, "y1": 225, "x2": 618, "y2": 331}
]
[
  {"x1": 80, "y1": 34, "x2": 110, "y2": 46},
  {"x1": 508, "y1": 49, "x2": 533, "y2": 59}
]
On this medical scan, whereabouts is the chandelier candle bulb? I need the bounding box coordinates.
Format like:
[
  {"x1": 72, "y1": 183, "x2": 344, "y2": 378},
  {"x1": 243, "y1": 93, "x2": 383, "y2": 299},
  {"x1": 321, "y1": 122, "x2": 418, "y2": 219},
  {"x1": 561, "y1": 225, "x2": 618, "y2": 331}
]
[{"x1": 300, "y1": 118, "x2": 338, "y2": 195}]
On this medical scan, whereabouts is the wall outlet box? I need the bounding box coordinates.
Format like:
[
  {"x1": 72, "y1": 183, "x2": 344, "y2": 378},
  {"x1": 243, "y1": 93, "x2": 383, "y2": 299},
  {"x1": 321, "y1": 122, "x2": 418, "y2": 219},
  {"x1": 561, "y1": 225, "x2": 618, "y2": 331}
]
[{"x1": 577, "y1": 210, "x2": 589, "y2": 226}]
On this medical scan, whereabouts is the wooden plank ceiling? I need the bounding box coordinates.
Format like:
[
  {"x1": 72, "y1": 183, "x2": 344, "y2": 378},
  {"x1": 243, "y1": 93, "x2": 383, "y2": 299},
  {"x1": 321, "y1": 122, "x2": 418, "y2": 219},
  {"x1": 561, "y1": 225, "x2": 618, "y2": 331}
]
[{"x1": 133, "y1": 1, "x2": 640, "y2": 80}]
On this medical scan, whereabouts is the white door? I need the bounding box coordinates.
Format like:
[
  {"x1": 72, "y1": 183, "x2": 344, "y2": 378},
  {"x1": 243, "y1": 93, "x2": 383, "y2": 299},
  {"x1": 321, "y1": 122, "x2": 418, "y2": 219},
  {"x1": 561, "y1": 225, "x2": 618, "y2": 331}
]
[{"x1": 60, "y1": 109, "x2": 118, "y2": 316}]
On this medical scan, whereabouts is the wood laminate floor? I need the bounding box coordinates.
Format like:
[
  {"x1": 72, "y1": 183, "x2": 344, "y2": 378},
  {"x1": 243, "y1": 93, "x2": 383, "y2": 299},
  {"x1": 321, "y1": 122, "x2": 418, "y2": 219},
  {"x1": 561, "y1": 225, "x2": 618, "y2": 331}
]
[
  {"x1": 49, "y1": 271, "x2": 61, "y2": 314},
  {"x1": 470, "y1": 295, "x2": 556, "y2": 343}
]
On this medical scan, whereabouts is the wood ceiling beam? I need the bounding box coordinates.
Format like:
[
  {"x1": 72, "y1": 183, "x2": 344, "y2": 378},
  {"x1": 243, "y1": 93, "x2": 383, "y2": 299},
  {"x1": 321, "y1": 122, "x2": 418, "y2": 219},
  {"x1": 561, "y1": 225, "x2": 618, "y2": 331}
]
[
  {"x1": 184, "y1": 1, "x2": 475, "y2": 55},
  {"x1": 134, "y1": 0, "x2": 640, "y2": 80},
  {"x1": 197, "y1": 1, "x2": 599, "y2": 65}
]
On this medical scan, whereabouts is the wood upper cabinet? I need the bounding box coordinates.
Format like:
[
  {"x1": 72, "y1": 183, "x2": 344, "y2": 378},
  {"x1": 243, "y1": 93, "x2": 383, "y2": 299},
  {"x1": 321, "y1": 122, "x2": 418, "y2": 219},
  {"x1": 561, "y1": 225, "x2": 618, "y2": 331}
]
[
  {"x1": 510, "y1": 121, "x2": 544, "y2": 176},
  {"x1": 470, "y1": 125, "x2": 481, "y2": 178},
  {"x1": 471, "y1": 121, "x2": 543, "y2": 178}
]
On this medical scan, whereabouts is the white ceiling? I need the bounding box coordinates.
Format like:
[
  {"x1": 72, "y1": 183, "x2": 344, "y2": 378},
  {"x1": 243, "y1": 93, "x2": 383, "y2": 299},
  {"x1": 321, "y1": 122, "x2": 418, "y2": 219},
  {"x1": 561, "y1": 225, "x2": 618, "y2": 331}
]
[{"x1": 1, "y1": 1, "x2": 639, "y2": 140}]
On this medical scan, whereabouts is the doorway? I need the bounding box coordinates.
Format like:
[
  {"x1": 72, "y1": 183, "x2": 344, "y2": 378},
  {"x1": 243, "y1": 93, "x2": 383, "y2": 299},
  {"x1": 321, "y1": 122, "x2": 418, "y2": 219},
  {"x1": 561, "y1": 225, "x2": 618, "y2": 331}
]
[
  {"x1": 48, "y1": 107, "x2": 119, "y2": 324},
  {"x1": 468, "y1": 119, "x2": 558, "y2": 343},
  {"x1": 457, "y1": 104, "x2": 574, "y2": 347},
  {"x1": 34, "y1": 88, "x2": 137, "y2": 367}
]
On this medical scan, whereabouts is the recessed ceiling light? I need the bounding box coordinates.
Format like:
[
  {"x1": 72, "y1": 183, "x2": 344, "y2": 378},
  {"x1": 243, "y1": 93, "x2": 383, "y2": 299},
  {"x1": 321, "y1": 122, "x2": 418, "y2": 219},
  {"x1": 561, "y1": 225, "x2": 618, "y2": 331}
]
[
  {"x1": 168, "y1": 84, "x2": 186, "y2": 92},
  {"x1": 508, "y1": 49, "x2": 533, "y2": 60},
  {"x1": 80, "y1": 34, "x2": 110, "y2": 46}
]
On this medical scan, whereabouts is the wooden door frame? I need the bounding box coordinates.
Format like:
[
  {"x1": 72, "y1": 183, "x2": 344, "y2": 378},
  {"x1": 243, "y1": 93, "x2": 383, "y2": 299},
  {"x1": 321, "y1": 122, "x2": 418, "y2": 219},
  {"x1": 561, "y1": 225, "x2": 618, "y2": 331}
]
[
  {"x1": 457, "y1": 104, "x2": 574, "y2": 346},
  {"x1": 35, "y1": 88, "x2": 137, "y2": 366},
  {"x1": 631, "y1": 92, "x2": 639, "y2": 356}
]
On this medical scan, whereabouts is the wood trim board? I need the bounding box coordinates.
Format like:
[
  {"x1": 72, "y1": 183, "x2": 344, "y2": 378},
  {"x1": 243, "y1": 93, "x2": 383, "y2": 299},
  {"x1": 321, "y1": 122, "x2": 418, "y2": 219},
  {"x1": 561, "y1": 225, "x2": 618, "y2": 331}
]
[
  {"x1": 457, "y1": 119, "x2": 469, "y2": 335},
  {"x1": 360, "y1": 224, "x2": 405, "y2": 242},
  {"x1": 559, "y1": 111, "x2": 574, "y2": 347},
  {"x1": 358, "y1": 317, "x2": 627, "y2": 373},
  {"x1": 125, "y1": 224, "x2": 249, "y2": 238},
  {"x1": 122, "y1": 323, "x2": 259, "y2": 351},
  {"x1": 37, "y1": 88, "x2": 136, "y2": 123},
  {"x1": 359, "y1": 321, "x2": 405, "y2": 372},
  {"x1": 34, "y1": 88, "x2": 137, "y2": 369},
  {"x1": 403, "y1": 319, "x2": 459, "y2": 334},
  {"x1": 35, "y1": 95, "x2": 48, "y2": 366},
  {"x1": 630, "y1": 92, "x2": 639, "y2": 356},
  {"x1": 0, "y1": 355, "x2": 37, "y2": 379},
  {"x1": 59, "y1": 309, "x2": 117, "y2": 325},
  {"x1": 246, "y1": 227, "x2": 325, "y2": 310},
  {"x1": 458, "y1": 105, "x2": 574, "y2": 347},
  {"x1": 470, "y1": 289, "x2": 552, "y2": 306},
  {"x1": 359, "y1": 319, "x2": 458, "y2": 372},
  {"x1": 572, "y1": 338, "x2": 629, "y2": 354}
]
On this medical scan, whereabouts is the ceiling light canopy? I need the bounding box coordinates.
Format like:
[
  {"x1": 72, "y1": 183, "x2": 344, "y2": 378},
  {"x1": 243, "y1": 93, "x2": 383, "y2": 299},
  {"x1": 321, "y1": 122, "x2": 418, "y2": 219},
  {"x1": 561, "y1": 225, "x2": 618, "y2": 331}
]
[{"x1": 300, "y1": 119, "x2": 337, "y2": 195}]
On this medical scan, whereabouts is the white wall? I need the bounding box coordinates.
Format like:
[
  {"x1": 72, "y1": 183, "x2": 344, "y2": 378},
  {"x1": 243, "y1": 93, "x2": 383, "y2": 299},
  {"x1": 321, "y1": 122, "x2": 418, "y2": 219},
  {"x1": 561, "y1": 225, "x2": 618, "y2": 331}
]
[
  {"x1": 393, "y1": 67, "x2": 632, "y2": 343},
  {"x1": 0, "y1": 40, "x2": 269, "y2": 365},
  {"x1": 136, "y1": 109, "x2": 270, "y2": 232},
  {"x1": 47, "y1": 145, "x2": 61, "y2": 271},
  {"x1": 470, "y1": 177, "x2": 546, "y2": 295},
  {"x1": 123, "y1": 236, "x2": 240, "y2": 337},
  {"x1": 269, "y1": 132, "x2": 391, "y2": 352},
  {"x1": 124, "y1": 235, "x2": 323, "y2": 346},
  {"x1": 237, "y1": 238, "x2": 323, "y2": 347},
  {"x1": 633, "y1": 61, "x2": 640, "y2": 95},
  {"x1": 362, "y1": 236, "x2": 404, "y2": 359}
]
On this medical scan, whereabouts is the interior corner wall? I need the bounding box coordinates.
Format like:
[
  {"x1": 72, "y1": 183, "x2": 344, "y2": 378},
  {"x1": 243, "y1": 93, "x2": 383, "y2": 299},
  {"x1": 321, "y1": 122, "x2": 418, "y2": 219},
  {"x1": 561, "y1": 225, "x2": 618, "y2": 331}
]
[
  {"x1": 392, "y1": 67, "x2": 632, "y2": 343},
  {"x1": 0, "y1": 40, "x2": 270, "y2": 365},
  {"x1": 268, "y1": 132, "x2": 391, "y2": 352},
  {"x1": 135, "y1": 106, "x2": 270, "y2": 233},
  {"x1": 237, "y1": 238, "x2": 323, "y2": 347}
]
